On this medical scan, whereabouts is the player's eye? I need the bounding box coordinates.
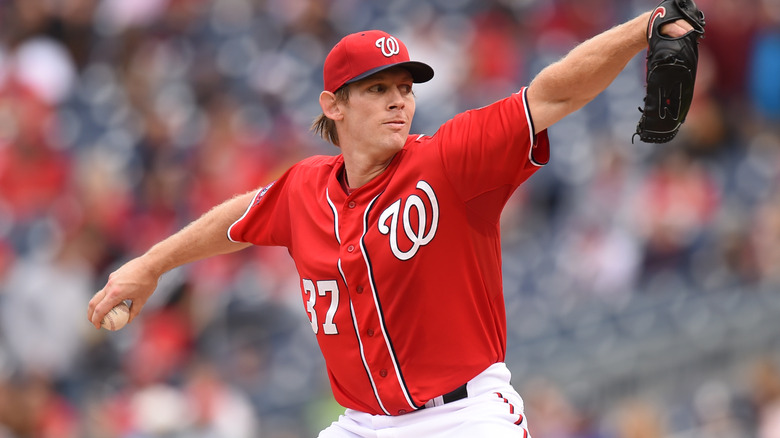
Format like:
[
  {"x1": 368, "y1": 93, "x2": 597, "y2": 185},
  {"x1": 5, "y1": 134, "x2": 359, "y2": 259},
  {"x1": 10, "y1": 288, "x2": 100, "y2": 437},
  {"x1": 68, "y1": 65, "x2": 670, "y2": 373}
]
[
  {"x1": 399, "y1": 84, "x2": 413, "y2": 95},
  {"x1": 368, "y1": 84, "x2": 386, "y2": 93}
]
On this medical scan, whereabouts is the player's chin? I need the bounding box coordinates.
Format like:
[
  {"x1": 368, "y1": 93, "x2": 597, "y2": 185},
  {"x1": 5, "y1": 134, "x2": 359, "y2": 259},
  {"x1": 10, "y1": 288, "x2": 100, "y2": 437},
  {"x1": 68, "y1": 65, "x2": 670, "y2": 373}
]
[
  {"x1": 384, "y1": 127, "x2": 410, "y2": 145},
  {"x1": 385, "y1": 135, "x2": 407, "y2": 152}
]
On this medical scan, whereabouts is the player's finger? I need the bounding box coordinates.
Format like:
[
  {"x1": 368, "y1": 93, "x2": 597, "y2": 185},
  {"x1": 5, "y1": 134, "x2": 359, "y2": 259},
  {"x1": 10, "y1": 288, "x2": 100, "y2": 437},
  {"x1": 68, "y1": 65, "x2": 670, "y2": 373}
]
[
  {"x1": 90, "y1": 282, "x2": 126, "y2": 328},
  {"x1": 87, "y1": 288, "x2": 106, "y2": 328},
  {"x1": 660, "y1": 19, "x2": 694, "y2": 38}
]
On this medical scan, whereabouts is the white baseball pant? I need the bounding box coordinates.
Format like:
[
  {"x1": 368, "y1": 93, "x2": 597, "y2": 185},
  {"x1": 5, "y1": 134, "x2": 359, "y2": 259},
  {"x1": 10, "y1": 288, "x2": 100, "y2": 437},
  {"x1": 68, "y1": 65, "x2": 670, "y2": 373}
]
[{"x1": 318, "y1": 362, "x2": 531, "y2": 438}]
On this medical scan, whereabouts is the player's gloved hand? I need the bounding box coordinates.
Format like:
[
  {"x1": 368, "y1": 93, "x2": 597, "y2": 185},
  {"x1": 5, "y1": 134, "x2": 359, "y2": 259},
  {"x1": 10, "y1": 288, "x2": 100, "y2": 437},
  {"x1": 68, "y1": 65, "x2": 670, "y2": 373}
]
[{"x1": 634, "y1": 0, "x2": 705, "y2": 143}]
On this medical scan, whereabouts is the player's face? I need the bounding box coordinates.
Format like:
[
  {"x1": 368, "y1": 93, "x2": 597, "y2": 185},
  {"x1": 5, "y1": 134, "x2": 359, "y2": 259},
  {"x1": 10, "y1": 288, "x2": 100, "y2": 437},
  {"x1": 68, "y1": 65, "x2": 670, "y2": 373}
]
[{"x1": 339, "y1": 68, "x2": 416, "y2": 159}]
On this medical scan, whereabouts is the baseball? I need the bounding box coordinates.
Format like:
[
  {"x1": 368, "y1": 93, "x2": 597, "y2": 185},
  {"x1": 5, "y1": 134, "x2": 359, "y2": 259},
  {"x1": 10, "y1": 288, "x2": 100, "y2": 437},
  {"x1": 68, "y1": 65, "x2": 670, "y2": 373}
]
[{"x1": 101, "y1": 301, "x2": 131, "y2": 331}]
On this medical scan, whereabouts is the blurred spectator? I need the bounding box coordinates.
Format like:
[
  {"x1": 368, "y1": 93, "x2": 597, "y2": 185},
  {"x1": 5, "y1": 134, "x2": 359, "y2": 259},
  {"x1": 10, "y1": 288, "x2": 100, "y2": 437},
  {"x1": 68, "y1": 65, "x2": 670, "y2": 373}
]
[
  {"x1": 557, "y1": 146, "x2": 642, "y2": 297},
  {"x1": 752, "y1": 190, "x2": 780, "y2": 286},
  {"x1": 696, "y1": 0, "x2": 760, "y2": 102},
  {"x1": 693, "y1": 380, "x2": 747, "y2": 437},
  {"x1": 631, "y1": 149, "x2": 720, "y2": 288},
  {"x1": 0, "y1": 373, "x2": 80, "y2": 438},
  {"x1": 0, "y1": 223, "x2": 92, "y2": 381},
  {"x1": 461, "y1": 4, "x2": 526, "y2": 105},
  {"x1": 610, "y1": 398, "x2": 666, "y2": 438},
  {"x1": 742, "y1": 357, "x2": 780, "y2": 438},
  {"x1": 183, "y1": 359, "x2": 259, "y2": 438},
  {"x1": 522, "y1": 378, "x2": 591, "y2": 438},
  {"x1": 0, "y1": 80, "x2": 71, "y2": 225},
  {"x1": 677, "y1": 47, "x2": 728, "y2": 154},
  {"x1": 748, "y1": 0, "x2": 780, "y2": 121},
  {"x1": 122, "y1": 283, "x2": 196, "y2": 387}
]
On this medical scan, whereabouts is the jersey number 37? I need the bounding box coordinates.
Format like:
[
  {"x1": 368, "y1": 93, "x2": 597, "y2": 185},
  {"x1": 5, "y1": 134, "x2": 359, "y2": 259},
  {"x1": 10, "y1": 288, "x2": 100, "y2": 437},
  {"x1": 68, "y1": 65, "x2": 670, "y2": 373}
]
[{"x1": 303, "y1": 279, "x2": 340, "y2": 335}]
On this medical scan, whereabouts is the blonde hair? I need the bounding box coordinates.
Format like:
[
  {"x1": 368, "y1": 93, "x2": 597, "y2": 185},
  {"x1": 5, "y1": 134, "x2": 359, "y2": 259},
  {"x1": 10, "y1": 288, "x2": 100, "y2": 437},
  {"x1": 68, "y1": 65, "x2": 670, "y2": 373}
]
[{"x1": 311, "y1": 86, "x2": 351, "y2": 146}]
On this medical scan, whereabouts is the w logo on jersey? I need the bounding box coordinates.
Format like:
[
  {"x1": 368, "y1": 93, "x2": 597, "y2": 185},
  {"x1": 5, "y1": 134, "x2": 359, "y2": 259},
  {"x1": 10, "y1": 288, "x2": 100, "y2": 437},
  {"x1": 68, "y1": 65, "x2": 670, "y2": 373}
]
[{"x1": 378, "y1": 181, "x2": 439, "y2": 261}]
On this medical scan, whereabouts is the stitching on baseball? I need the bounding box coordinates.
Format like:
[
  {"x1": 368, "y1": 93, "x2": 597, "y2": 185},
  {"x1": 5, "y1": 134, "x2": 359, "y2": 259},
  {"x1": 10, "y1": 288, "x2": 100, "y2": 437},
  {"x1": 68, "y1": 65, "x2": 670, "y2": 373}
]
[{"x1": 103, "y1": 312, "x2": 115, "y2": 330}]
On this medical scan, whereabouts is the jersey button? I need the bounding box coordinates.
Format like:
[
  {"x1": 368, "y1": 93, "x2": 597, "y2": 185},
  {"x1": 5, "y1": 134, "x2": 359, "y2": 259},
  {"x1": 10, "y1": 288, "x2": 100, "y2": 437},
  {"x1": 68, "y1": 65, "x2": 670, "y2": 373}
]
[
  {"x1": 356, "y1": 285, "x2": 364, "y2": 294},
  {"x1": 398, "y1": 409, "x2": 407, "y2": 415},
  {"x1": 347, "y1": 245, "x2": 355, "y2": 252},
  {"x1": 348, "y1": 201, "x2": 356, "y2": 208},
  {"x1": 379, "y1": 369, "x2": 388, "y2": 378},
  {"x1": 367, "y1": 329, "x2": 374, "y2": 337}
]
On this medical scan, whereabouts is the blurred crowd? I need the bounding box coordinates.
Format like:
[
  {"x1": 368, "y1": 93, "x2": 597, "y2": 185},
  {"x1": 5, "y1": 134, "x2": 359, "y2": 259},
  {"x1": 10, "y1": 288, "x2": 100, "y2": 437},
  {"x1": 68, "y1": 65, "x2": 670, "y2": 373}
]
[{"x1": 0, "y1": 0, "x2": 779, "y2": 437}]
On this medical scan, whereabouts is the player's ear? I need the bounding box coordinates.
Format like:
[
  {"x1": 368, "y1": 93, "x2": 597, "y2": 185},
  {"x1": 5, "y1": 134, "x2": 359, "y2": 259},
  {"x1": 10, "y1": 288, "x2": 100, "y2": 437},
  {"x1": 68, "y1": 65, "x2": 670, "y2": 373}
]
[{"x1": 319, "y1": 91, "x2": 344, "y2": 121}]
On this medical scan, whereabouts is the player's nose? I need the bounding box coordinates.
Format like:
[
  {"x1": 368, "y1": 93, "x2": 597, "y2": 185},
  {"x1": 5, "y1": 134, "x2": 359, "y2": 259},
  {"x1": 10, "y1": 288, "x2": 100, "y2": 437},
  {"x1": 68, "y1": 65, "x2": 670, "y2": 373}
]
[{"x1": 387, "y1": 86, "x2": 406, "y2": 110}]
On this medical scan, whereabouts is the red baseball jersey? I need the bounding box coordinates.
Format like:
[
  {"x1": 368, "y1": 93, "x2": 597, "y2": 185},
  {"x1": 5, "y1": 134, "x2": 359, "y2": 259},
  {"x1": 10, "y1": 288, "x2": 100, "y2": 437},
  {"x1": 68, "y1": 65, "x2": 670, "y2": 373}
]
[{"x1": 228, "y1": 87, "x2": 549, "y2": 416}]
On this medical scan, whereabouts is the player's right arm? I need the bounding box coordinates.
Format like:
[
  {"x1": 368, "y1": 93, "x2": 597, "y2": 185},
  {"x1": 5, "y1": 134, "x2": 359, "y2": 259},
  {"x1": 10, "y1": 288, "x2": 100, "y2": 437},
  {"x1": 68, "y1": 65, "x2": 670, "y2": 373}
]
[{"x1": 87, "y1": 191, "x2": 255, "y2": 328}]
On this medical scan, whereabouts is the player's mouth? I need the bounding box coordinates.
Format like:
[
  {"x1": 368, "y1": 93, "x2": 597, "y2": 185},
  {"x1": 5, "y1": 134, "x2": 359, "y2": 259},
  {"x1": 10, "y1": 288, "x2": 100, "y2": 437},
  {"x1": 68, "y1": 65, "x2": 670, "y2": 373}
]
[{"x1": 384, "y1": 120, "x2": 406, "y2": 129}]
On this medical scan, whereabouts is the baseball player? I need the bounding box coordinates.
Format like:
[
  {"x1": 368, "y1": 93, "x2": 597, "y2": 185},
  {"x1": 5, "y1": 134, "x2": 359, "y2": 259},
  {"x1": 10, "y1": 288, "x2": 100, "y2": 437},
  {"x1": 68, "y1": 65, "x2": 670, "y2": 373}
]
[{"x1": 89, "y1": 7, "x2": 697, "y2": 437}]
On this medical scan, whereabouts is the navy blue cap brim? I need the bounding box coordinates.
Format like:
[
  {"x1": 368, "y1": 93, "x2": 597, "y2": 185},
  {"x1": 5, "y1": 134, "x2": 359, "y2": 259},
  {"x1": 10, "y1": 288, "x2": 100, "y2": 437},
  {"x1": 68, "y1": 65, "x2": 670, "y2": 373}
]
[{"x1": 342, "y1": 61, "x2": 434, "y2": 89}]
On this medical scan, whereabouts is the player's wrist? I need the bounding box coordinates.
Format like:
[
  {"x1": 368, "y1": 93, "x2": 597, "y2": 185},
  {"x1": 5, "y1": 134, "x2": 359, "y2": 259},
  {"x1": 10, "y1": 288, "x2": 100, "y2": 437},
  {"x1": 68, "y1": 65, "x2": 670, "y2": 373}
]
[
  {"x1": 135, "y1": 251, "x2": 168, "y2": 281},
  {"x1": 638, "y1": 11, "x2": 654, "y2": 44}
]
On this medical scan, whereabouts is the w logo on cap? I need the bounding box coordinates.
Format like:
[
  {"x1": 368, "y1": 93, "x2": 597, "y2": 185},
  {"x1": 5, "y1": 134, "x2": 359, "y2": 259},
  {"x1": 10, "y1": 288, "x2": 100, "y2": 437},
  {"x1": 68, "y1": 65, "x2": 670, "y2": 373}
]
[
  {"x1": 322, "y1": 30, "x2": 434, "y2": 92},
  {"x1": 375, "y1": 36, "x2": 401, "y2": 58}
]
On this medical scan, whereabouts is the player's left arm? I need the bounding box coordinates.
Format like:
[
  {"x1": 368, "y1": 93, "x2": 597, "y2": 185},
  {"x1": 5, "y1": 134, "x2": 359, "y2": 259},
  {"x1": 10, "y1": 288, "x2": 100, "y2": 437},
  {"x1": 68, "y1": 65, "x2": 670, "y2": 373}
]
[{"x1": 526, "y1": 11, "x2": 692, "y2": 134}]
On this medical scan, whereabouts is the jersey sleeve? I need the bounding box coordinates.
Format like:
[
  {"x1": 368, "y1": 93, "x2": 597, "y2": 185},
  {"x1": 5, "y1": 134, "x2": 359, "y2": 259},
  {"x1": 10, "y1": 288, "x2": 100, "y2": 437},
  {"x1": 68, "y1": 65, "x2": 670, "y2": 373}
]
[
  {"x1": 434, "y1": 87, "x2": 550, "y2": 201},
  {"x1": 227, "y1": 169, "x2": 294, "y2": 248}
]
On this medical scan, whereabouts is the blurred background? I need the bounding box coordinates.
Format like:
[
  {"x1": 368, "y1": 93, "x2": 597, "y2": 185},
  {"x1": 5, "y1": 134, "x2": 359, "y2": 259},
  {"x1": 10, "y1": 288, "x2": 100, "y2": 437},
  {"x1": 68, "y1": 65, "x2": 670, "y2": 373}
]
[{"x1": 0, "y1": 0, "x2": 779, "y2": 436}]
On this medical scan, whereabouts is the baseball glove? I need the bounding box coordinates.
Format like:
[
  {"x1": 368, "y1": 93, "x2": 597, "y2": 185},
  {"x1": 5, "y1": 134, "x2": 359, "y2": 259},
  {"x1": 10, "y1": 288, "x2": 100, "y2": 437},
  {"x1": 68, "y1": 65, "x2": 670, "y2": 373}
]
[{"x1": 634, "y1": 0, "x2": 705, "y2": 143}]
